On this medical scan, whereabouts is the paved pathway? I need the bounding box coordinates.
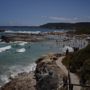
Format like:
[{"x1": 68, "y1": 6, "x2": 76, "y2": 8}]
[{"x1": 56, "y1": 56, "x2": 81, "y2": 90}]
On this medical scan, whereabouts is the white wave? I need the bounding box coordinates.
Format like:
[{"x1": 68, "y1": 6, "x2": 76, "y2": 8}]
[
  {"x1": 0, "y1": 63, "x2": 36, "y2": 86},
  {"x1": 5, "y1": 30, "x2": 41, "y2": 34},
  {"x1": 18, "y1": 31, "x2": 41, "y2": 34},
  {"x1": 12, "y1": 41, "x2": 23, "y2": 44},
  {"x1": 5, "y1": 30, "x2": 14, "y2": 33},
  {"x1": 54, "y1": 30, "x2": 64, "y2": 33},
  {"x1": 0, "y1": 75, "x2": 10, "y2": 84},
  {"x1": 9, "y1": 63, "x2": 36, "y2": 78},
  {"x1": 23, "y1": 63, "x2": 36, "y2": 72},
  {"x1": 18, "y1": 42, "x2": 28, "y2": 46},
  {"x1": 0, "y1": 45, "x2": 11, "y2": 52},
  {"x1": 16, "y1": 48, "x2": 26, "y2": 53}
]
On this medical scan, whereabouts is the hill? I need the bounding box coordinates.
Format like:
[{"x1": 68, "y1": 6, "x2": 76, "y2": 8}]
[
  {"x1": 62, "y1": 44, "x2": 90, "y2": 89},
  {"x1": 40, "y1": 22, "x2": 90, "y2": 34}
]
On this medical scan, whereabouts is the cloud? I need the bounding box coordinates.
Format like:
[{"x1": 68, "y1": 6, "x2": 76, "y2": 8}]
[
  {"x1": 49, "y1": 16, "x2": 71, "y2": 21},
  {"x1": 41, "y1": 16, "x2": 90, "y2": 22},
  {"x1": 41, "y1": 16, "x2": 80, "y2": 22}
]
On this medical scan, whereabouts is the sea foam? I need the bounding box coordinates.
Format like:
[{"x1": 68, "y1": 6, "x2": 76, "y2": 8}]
[
  {"x1": 0, "y1": 45, "x2": 11, "y2": 52},
  {"x1": 16, "y1": 48, "x2": 26, "y2": 53},
  {"x1": 5, "y1": 30, "x2": 41, "y2": 34},
  {"x1": 0, "y1": 63, "x2": 36, "y2": 86},
  {"x1": 18, "y1": 42, "x2": 28, "y2": 46},
  {"x1": 9, "y1": 63, "x2": 36, "y2": 75},
  {"x1": 0, "y1": 75, "x2": 10, "y2": 84}
]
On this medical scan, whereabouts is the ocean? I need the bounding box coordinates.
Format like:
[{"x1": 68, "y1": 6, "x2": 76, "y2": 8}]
[
  {"x1": 0, "y1": 27, "x2": 66, "y2": 86},
  {"x1": 0, "y1": 27, "x2": 88, "y2": 86}
]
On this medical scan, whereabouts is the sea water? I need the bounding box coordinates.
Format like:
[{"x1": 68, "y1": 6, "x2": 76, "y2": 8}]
[
  {"x1": 0, "y1": 27, "x2": 88, "y2": 86},
  {"x1": 0, "y1": 40, "x2": 64, "y2": 86},
  {"x1": 0, "y1": 27, "x2": 64, "y2": 84}
]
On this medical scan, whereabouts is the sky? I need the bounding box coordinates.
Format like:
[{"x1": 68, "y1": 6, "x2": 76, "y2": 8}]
[{"x1": 0, "y1": 0, "x2": 90, "y2": 26}]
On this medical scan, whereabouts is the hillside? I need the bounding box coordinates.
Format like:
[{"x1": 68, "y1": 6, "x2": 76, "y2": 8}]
[
  {"x1": 40, "y1": 22, "x2": 90, "y2": 29},
  {"x1": 62, "y1": 44, "x2": 90, "y2": 89},
  {"x1": 40, "y1": 22, "x2": 90, "y2": 34}
]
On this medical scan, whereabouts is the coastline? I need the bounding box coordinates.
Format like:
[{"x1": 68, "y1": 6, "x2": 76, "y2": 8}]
[
  {"x1": 1, "y1": 53, "x2": 67, "y2": 90},
  {"x1": 0, "y1": 63, "x2": 36, "y2": 87},
  {"x1": 0, "y1": 31, "x2": 89, "y2": 89},
  {"x1": 1, "y1": 51, "x2": 89, "y2": 90}
]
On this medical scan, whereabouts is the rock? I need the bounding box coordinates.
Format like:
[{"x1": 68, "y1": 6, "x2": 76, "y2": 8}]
[
  {"x1": 0, "y1": 33, "x2": 46, "y2": 42},
  {"x1": 1, "y1": 72, "x2": 36, "y2": 90},
  {"x1": 35, "y1": 54, "x2": 66, "y2": 90},
  {"x1": 1, "y1": 53, "x2": 66, "y2": 90}
]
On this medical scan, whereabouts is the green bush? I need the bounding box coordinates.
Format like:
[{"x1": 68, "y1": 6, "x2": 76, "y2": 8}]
[{"x1": 62, "y1": 44, "x2": 90, "y2": 85}]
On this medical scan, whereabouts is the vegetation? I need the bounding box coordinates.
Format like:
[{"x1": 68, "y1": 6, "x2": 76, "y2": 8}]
[
  {"x1": 74, "y1": 28, "x2": 90, "y2": 34},
  {"x1": 40, "y1": 23, "x2": 75, "y2": 29},
  {"x1": 40, "y1": 22, "x2": 90, "y2": 34},
  {"x1": 62, "y1": 44, "x2": 90, "y2": 86}
]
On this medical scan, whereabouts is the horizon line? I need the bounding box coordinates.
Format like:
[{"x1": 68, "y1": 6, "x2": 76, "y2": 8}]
[{"x1": 0, "y1": 21, "x2": 90, "y2": 27}]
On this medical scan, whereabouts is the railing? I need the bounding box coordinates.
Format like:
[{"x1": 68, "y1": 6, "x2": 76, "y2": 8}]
[{"x1": 63, "y1": 64, "x2": 90, "y2": 90}]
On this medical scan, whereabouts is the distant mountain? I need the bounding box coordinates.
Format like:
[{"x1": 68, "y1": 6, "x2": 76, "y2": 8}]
[
  {"x1": 40, "y1": 23, "x2": 73, "y2": 29},
  {"x1": 40, "y1": 22, "x2": 90, "y2": 34},
  {"x1": 40, "y1": 22, "x2": 90, "y2": 29}
]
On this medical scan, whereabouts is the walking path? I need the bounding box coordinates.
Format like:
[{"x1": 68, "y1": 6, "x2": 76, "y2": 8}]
[{"x1": 56, "y1": 56, "x2": 81, "y2": 90}]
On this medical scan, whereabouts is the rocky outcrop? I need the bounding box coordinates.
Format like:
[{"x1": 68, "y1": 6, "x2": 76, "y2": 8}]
[
  {"x1": 35, "y1": 54, "x2": 67, "y2": 90},
  {"x1": 1, "y1": 72, "x2": 36, "y2": 90},
  {"x1": 0, "y1": 33, "x2": 46, "y2": 42},
  {"x1": 1, "y1": 54, "x2": 67, "y2": 90}
]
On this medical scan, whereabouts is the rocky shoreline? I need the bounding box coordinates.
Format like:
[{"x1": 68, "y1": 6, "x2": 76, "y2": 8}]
[
  {"x1": 0, "y1": 33, "x2": 46, "y2": 43},
  {"x1": 0, "y1": 31, "x2": 66, "y2": 43},
  {"x1": 1, "y1": 72, "x2": 36, "y2": 90},
  {"x1": 1, "y1": 53, "x2": 67, "y2": 90}
]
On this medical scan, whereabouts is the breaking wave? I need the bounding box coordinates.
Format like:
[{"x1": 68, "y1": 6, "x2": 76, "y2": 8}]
[
  {"x1": 0, "y1": 63, "x2": 36, "y2": 86},
  {"x1": 0, "y1": 45, "x2": 11, "y2": 53},
  {"x1": 16, "y1": 48, "x2": 26, "y2": 53},
  {"x1": 18, "y1": 42, "x2": 28, "y2": 46},
  {"x1": 5, "y1": 30, "x2": 41, "y2": 34}
]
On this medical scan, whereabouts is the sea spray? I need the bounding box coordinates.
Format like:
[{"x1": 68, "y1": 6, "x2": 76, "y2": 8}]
[
  {"x1": 18, "y1": 42, "x2": 28, "y2": 46},
  {"x1": 0, "y1": 75, "x2": 10, "y2": 85},
  {"x1": 0, "y1": 45, "x2": 11, "y2": 52},
  {"x1": 0, "y1": 63, "x2": 36, "y2": 86},
  {"x1": 16, "y1": 48, "x2": 26, "y2": 53},
  {"x1": 5, "y1": 30, "x2": 41, "y2": 34}
]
